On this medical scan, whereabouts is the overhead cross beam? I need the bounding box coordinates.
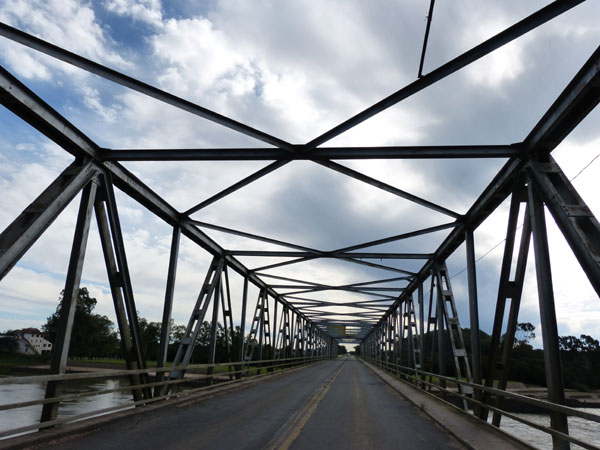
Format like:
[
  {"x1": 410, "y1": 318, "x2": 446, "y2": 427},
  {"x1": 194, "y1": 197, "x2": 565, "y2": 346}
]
[{"x1": 102, "y1": 145, "x2": 520, "y2": 161}]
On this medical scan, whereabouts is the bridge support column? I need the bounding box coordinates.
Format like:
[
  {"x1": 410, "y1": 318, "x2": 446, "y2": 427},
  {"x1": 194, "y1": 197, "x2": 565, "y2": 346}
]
[
  {"x1": 236, "y1": 276, "x2": 249, "y2": 379},
  {"x1": 41, "y1": 181, "x2": 98, "y2": 423},
  {"x1": 417, "y1": 281, "x2": 425, "y2": 388},
  {"x1": 164, "y1": 256, "x2": 224, "y2": 394},
  {"x1": 465, "y1": 228, "x2": 482, "y2": 414},
  {"x1": 96, "y1": 176, "x2": 151, "y2": 400},
  {"x1": 528, "y1": 179, "x2": 569, "y2": 450},
  {"x1": 156, "y1": 225, "x2": 180, "y2": 395},
  {"x1": 434, "y1": 263, "x2": 446, "y2": 390},
  {"x1": 482, "y1": 181, "x2": 531, "y2": 424}
]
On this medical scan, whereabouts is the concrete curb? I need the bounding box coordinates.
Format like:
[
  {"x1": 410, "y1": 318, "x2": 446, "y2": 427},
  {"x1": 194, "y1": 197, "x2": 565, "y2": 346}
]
[{"x1": 361, "y1": 360, "x2": 535, "y2": 450}]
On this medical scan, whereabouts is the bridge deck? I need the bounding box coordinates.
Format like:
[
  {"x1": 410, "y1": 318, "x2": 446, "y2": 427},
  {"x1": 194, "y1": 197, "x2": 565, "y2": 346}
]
[{"x1": 10, "y1": 358, "x2": 527, "y2": 450}]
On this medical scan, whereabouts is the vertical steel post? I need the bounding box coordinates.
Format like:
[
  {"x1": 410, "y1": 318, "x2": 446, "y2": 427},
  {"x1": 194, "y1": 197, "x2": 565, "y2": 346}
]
[
  {"x1": 258, "y1": 290, "x2": 265, "y2": 365},
  {"x1": 482, "y1": 182, "x2": 532, "y2": 424},
  {"x1": 208, "y1": 272, "x2": 222, "y2": 362},
  {"x1": 434, "y1": 264, "x2": 446, "y2": 388},
  {"x1": 465, "y1": 228, "x2": 482, "y2": 411},
  {"x1": 237, "y1": 276, "x2": 249, "y2": 377},
  {"x1": 273, "y1": 298, "x2": 278, "y2": 357},
  {"x1": 40, "y1": 181, "x2": 98, "y2": 423},
  {"x1": 418, "y1": 281, "x2": 425, "y2": 387},
  {"x1": 95, "y1": 198, "x2": 145, "y2": 401},
  {"x1": 156, "y1": 225, "x2": 180, "y2": 395},
  {"x1": 528, "y1": 182, "x2": 570, "y2": 450},
  {"x1": 101, "y1": 176, "x2": 150, "y2": 398}
]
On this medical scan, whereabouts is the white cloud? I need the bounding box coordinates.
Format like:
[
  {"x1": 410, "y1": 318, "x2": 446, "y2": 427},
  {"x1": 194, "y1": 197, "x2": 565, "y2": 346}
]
[
  {"x1": 104, "y1": 0, "x2": 163, "y2": 27},
  {"x1": 460, "y1": 16, "x2": 526, "y2": 89},
  {"x1": 152, "y1": 17, "x2": 251, "y2": 96},
  {"x1": 0, "y1": 0, "x2": 130, "y2": 81}
]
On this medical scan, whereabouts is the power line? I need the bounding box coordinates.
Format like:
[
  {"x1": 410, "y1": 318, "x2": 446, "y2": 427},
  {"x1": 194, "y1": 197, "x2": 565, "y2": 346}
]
[{"x1": 570, "y1": 152, "x2": 600, "y2": 182}]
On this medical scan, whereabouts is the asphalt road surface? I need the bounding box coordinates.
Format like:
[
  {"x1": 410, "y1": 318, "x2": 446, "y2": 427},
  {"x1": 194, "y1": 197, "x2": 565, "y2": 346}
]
[{"x1": 39, "y1": 357, "x2": 464, "y2": 450}]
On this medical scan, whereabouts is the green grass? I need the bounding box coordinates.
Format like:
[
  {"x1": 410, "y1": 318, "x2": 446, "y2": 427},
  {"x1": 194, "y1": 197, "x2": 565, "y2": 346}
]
[{"x1": 0, "y1": 353, "x2": 52, "y2": 374}]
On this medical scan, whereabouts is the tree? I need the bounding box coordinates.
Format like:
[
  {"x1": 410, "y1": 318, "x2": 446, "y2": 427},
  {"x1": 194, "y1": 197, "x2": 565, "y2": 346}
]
[
  {"x1": 559, "y1": 335, "x2": 583, "y2": 352},
  {"x1": 138, "y1": 317, "x2": 162, "y2": 361},
  {"x1": 514, "y1": 322, "x2": 536, "y2": 348},
  {"x1": 43, "y1": 288, "x2": 120, "y2": 358}
]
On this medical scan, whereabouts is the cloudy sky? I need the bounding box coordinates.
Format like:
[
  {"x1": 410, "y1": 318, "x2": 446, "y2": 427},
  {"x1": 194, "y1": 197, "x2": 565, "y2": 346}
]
[{"x1": 0, "y1": 0, "x2": 599, "y2": 350}]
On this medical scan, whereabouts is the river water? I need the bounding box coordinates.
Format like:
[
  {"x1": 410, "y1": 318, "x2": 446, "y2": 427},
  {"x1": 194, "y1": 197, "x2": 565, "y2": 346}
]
[
  {"x1": 0, "y1": 379, "x2": 133, "y2": 437},
  {"x1": 1, "y1": 381, "x2": 599, "y2": 448},
  {"x1": 497, "y1": 409, "x2": 600, "y2": 450}
]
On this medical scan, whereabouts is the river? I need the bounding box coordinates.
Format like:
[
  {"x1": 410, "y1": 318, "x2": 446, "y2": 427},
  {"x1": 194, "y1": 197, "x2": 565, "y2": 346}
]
[
  {"x1": 0, "y1": 378, "x2": 133, "y2": 437},
  {"x1": 1, "y1": 381, "x2": 599, "y2": 448},
  {"x1": 497, "y1": 409, "x2": 600, "y2": 450}
]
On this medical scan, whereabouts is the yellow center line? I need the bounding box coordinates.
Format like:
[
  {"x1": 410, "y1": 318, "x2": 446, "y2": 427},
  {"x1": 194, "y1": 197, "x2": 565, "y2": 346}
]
[{"x1": 264, "y1": 362, "x2": 345, "y2": 450}]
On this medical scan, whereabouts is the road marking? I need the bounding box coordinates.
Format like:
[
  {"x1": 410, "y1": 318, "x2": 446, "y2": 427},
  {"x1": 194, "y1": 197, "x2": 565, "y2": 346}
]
[{"x1": 264, "y1": 362, "x2": 345, "y2": 450}]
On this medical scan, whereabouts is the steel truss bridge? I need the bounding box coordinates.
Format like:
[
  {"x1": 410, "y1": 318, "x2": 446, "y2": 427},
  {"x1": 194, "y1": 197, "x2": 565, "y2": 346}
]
[{"x1": 0, "y1": 1, "x2": 600, "y2": 449}]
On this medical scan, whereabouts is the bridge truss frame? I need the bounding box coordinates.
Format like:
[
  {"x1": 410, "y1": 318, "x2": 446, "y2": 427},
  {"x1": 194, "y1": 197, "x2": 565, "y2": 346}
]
[{"x1": 0, "y1": 1, "x2": 599, "y2": 447}]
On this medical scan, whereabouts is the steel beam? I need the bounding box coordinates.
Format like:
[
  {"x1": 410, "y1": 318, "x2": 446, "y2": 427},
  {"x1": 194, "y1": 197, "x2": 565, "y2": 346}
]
[
  {"x1": 0, "y1": 65, "x2": 99, "y2": 159},
  {"x1": 334, "y1": 222, "x2": 457, "y2": 253},
  {"x1": 95, "y1": 196, "x2": 146, "y2": 401},
  {"x1": 251, "y1": 256, "x2": 317, "y2": 272},
  {"x1": 191, "y1": 221, "x2": 321, "y2": 253},
  {"x1": 368, "y1": 42, "x2": 600, "y2": 336},
  {"x1": 524, "y1": 45, "x2": 600, "y2": 153},
  {"x1": 526, "y1": 156, "x2": 600, "y2": 297},
  {"x1": 155, "y1": 225, "x2": 180, "y2": 394},
  {"x1": 0, "y1": 62, "x2": 316, "y2": 327},
  {"x1": 40, "y1": 181, "x2": 98, "y2": 422},
  {"x1": 184, "y1": 161, "x2": 289, "y2": 214},
  {"x1": 102, "y1": 145, "x2": 520, "y2": 161},
  {"x1": 465, "y1": 228, "x2": 482, "y2": 414},
  {"x1": 418, "y1": 0, "x2": 436, "y2": 78},
  {"x1": 101, "y1": 174, "x2": 150, "y2": 399},
  {"x1": 228, "y1": 251, "x2": 432, "y2": 259},
  {"x1": 0, "y1": 24, "x2": 293, "y2": 151},
  {"x1": 340, "y1": 258, "x2": 417, "y2": 276},
  {"x1": 528, "y1": 182, "x2": 570, "y2": 449},
  {"x1": 307, "y1": 0, "x2": 585, "y2": 148},
  {"x1": 315, "y1": 160, "x2": 461, "y2": 218},
  {"x1": 0, "y1": 161, "x2": 98, "y2": 280}
]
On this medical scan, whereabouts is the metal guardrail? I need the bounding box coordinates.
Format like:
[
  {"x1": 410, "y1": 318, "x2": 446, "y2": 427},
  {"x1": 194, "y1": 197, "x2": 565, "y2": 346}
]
[
  {"x1": 363, "y1": 356, "x2": 600, "y2": 450},
  {"x1": 0, "y1": 355, "x2": 328, "y2": 439}
]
